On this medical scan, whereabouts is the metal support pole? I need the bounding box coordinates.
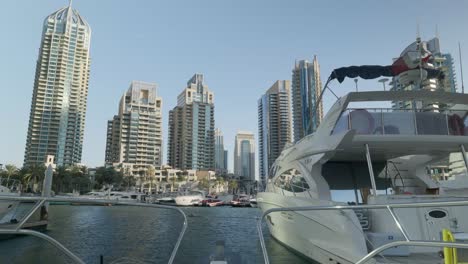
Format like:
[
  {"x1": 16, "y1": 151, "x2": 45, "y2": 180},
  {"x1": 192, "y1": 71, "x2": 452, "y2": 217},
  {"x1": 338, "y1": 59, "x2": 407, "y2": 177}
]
[
  {"x1": 365, "y1": 144, "x2": 378, "y2": 196},
  {"x1": 460, "y1": 145, "x2": 468, "y2": 177},
  {"x1": 386, "y1": 206, "x2": 410, "y2": 241},
  {"x1": 16, "y1": 199, "x2": 46, "y2": 230}
]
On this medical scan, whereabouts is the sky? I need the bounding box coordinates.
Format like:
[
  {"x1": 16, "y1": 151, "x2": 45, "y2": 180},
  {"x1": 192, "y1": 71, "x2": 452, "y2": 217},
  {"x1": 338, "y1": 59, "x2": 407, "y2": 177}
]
[{"x1": 0, "y1": 0, "x2": 467, "y2": 174}]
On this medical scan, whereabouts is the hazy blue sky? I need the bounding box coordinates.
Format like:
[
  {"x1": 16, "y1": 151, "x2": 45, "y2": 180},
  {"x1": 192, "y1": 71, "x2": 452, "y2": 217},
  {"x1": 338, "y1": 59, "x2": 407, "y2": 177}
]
[{"x1": 0, "y1": 0, "x2": 467, "y2": 172}]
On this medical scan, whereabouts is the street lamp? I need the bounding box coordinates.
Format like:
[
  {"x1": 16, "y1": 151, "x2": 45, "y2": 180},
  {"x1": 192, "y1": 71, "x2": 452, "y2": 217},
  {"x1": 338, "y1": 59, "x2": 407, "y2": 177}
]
[{"x1": 378, "y1": 78, "x2": 389, "y2": 91}]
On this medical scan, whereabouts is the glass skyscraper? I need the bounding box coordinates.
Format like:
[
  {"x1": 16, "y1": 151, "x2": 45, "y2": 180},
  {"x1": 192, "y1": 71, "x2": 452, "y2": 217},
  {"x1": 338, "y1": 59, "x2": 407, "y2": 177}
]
[
  {"x1": 215, "y1": 128, "x2": 227, "y2": 174},
  {"x1": 292, "y1": 56, "x2": 323, "y2": 142},
  {"x1": 24, "y1": 4, "x2": 91, "y2": 167},
  {"x1": 234, "y1": 131, "x2": 255, "y2": 182}
]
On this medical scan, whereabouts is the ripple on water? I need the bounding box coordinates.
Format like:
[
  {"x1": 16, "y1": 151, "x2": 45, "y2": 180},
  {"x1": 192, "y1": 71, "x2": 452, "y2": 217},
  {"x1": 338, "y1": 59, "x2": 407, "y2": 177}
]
[{"x1": 0, "y1": 205, "x2": 311, "y2": 264}]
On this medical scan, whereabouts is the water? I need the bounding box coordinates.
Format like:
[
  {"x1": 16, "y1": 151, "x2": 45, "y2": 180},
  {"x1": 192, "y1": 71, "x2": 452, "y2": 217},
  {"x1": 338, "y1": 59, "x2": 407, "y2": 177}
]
[{"x1": 0, "y1": 205, "x2": 311, "y2": 264}]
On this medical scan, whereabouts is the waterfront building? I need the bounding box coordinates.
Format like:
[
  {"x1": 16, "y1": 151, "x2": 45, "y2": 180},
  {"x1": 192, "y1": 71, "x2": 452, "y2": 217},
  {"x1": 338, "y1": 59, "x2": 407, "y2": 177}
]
[
  {"x1": 167, "y1": 74, "x2": 215, "y2": 170},
  {"x1": 215, "y1": 128, "x2": 228, "y2": 175},
  {"x1": 391, "y1": 37, "x2": 457, "y2": 110},
  {"x1": 292, "y1": 56, "x2": 323, "y2": 142},
  {"x1": 258, "y1": 80, "x2": 292, "y2": 188},
  {"x1": 24, "y1": 3, "x2": 91, "y2": 167},
  {"x1": 105, "y1": 81, "x2": 163, "y2": 176},
  {"x1": 234, "y1": 131, "x2": 255, "y2": 182}
]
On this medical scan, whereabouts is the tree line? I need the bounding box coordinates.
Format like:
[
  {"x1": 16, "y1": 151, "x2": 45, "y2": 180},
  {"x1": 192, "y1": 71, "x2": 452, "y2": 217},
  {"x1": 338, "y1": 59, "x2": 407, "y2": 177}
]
[{"x1": 0, "y1": 164, "x2": 125, "y2": 194}]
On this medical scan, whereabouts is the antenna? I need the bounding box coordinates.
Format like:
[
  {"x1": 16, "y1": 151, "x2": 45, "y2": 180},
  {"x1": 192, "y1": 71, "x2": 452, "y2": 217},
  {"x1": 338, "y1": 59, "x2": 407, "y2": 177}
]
[
  {"x1": 435, "y1": 24, "x2": 439, "y2": 39},
  {"x1": 460, "y1": 42, "x2": 465, "y2": 94}
]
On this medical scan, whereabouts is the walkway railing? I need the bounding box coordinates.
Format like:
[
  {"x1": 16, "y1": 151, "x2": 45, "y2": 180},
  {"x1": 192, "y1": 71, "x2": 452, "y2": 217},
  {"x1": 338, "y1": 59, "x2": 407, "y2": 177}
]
[
  {"x1": 0, "y1": 196, "x2": 188, "y2": 264},
  {"x1": 256, "y1": 199, "x2": 468, "y2": 264}
]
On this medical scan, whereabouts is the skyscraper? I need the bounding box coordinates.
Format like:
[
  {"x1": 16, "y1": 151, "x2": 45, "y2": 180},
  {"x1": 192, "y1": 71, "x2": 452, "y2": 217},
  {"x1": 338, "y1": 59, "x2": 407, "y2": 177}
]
[
  {"x1": 391, "y1": 37, "x2": 458, "y2": 110},
  {"x1": 215, "y1": 128, "x2": 227, "y2": 174},
  {"x1": 258, "y1": 80, "x2": 292, "y2": 188},
  {"x1": 24, "y1": 4, "x2": 91, "y2": 167},
  {"x1": 234, "y1": 131, "x2": 255, "y2": 182},
  {"x1": 105, "y1": 81, "x2": 163, "y2": 176},
  {"x1": 168, "y1": 74, "x2": 215, "y2": 170},
  {"x1": 292, "y1": 56, "x2": 323, "y2": 142}
]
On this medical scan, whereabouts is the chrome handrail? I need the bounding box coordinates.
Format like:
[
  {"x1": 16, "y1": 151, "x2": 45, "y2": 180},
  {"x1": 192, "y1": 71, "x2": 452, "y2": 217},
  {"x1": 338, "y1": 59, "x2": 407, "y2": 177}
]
[
  {"x1": 257, "y1": 199, "x2": 468, "y2": 264},
  {"x1": 0, "y1": 196, "x2": 188, "y2": 264}
]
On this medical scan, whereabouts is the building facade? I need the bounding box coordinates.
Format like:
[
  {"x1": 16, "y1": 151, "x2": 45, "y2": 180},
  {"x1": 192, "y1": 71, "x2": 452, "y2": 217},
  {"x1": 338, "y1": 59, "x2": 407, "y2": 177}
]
[
  {"x1": 215, "y1": 128, "x2": 227, "y2": 175},
  {"x1": 234, "y1": 131, "x2": 255, "y2": 182},
  {"x1": 258, "y1": 80, "x2": 292, "y2": 188},
  {"x1": 292, "y1": 56, "x2": 323, "y2": 142},
  {"x1": 391, "y1": 37, "x2": 457, "y2": 110},
  {"x1": 24, "y1": 4, "x2": 91, "y2": 167},
  {"x1": 105, "y1": 81, "x2": 163, "y2": 176},
  {"x1": 167, "y1": 74, "x2": 215, "y2": 170}
]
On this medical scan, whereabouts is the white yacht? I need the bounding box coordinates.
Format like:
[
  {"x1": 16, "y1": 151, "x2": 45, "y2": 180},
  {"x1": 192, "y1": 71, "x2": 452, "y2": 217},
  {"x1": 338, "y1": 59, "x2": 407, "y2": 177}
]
[
  {"x1": 175, "y1": 190, "x2": 205, "y2": 206},
  {"x1": 257, "y1": 89, "x2": 468, "y2": 264}
]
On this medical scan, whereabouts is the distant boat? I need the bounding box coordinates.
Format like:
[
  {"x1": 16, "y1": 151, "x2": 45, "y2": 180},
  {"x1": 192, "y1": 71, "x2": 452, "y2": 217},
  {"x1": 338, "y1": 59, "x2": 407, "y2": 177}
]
[
  {"x1": 175, "y1": 190, "x2": 204, "y2": 206},
  {"x1": 230, "y1": 194, "x2": 251, "y2": 207},
  {"x1": 249, "y1": 198, "x2": 257, "y2": 208}
]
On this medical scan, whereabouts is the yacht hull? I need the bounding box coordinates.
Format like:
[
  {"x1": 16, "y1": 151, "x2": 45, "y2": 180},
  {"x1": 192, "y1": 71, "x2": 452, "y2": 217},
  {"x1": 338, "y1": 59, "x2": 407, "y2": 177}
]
[{"x1": 257, "y1": 192, "x2": 369, "y2": 264}]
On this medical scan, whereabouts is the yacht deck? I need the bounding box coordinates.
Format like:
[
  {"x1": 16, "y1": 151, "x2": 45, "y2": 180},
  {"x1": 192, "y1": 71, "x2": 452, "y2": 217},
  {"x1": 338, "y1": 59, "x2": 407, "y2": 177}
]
[{"x1": 375, "y1": 253, "x2": 442, "y2": 264}]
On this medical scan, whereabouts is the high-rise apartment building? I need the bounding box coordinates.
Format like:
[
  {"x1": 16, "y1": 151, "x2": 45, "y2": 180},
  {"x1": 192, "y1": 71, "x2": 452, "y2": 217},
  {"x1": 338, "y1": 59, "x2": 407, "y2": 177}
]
[
  {"x1": 234, "y1": 131, "x2": 255, "y2": 182},
  {"x1": 391, "y1": 37, "x2": 457, "y2": 110},
  {"x1": 168, "y1": 74, "x2": 215, "y2": 170},
  {"x1": 258, "y1": 80, "x2": 292, "y2": 188},
  {"x1": 215, "y1": 128, "x2": 227, "y2": 174},
  {"x1": 24, "y1": 4, "x2": 91, "y2": 167},
  {"x1": 292, "y1": 56, "x2": 323, "y2": 142},
  {"x1": 105, "y1": 81, "x2": 163, "y2": 176}
]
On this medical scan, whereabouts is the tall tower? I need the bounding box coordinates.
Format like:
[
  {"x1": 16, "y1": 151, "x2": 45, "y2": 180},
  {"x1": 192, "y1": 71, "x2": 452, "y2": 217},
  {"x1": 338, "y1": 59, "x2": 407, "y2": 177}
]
[
  {"x1": 24, "y1": 3, "x2": 91, "y2": 167},
  {"x1": 234, "y1": 131, "x2": 255, "y2": 182},
  {"x1": 215, "y1": 128, "x2": 227, "y2": 175},
  {"x1": 258, "y1": 80, "x2": 292, "y2": 188},
  {"x1": 168, "y1": 74, "x2": 215, "y2": 170},
  {"x1": 292, "y1": 56, "x2": 323, "y2": 142},
  {"x1": 105, "y1": 81, "x2": 163, "y2": 176}
]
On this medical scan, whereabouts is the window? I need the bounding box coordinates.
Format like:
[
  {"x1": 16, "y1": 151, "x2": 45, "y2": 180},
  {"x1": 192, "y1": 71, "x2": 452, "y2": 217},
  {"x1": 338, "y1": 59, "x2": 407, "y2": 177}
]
[{"x1": 274, "y1": 168, "x2": 309, "y2": 192}]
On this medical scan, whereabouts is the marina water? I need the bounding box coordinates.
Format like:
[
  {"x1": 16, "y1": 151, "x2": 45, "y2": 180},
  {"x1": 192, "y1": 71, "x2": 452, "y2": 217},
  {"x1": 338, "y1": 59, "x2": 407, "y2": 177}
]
[{"x1": 0, "y1": 205, "x2": 311, "y2": 264}]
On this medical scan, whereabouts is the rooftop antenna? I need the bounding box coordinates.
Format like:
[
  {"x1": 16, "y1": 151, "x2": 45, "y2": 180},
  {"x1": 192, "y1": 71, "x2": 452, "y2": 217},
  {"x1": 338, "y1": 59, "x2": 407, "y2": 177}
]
[{"x1": 460, "y1": 42, "x2": 465, "y2": 94}]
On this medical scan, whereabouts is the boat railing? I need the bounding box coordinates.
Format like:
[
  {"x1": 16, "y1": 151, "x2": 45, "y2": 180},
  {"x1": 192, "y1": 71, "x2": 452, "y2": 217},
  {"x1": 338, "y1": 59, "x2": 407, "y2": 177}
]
[
  {"x1": 333, "y1": 107, "x2": 468, "y2": 136},
  {"x1": 256, "y1": 199, "x2": 468, "y2": 264},
  {"x1": 0, "y1": 196, "x2": 188, "y2": 264}
]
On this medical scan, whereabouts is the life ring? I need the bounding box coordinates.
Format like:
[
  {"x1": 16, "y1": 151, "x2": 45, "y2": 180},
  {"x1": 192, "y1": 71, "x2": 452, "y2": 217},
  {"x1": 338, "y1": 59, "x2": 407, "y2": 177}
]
[
  {"x1": 349, "y1": 109, "x2": 375, "y2": 135},
  {"x1": 448, "y1": 114, "x2": 464, "y2": 135}
]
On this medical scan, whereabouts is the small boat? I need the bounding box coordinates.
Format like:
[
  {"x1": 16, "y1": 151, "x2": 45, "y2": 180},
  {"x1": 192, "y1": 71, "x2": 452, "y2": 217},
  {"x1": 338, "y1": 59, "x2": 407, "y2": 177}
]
[
  {"x1": 249, "y1": 198, "x2": 257, "y2": 208},
  {"x1": 230, "y1": 194, "x2": 251, "y2": 207},
  {"x1": 175, "y1": 190, "x2": 204, "y2": 206},
  {"x1": 200, "y1": 198, "x2": 224, "y2": 207},
  {"x1": 157, "y1": 197, "x2": 176, "y2": 205}
]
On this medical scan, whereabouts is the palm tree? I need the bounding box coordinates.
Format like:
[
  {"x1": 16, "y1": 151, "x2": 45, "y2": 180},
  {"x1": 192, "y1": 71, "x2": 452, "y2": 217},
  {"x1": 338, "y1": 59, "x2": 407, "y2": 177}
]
[
  {"x1": 146, "y1": 165, "x2": 156, "y2": 194},
  {"x1": 229, "y1": 180, "x2": 238, "y2": 194},
  {"x1": 22, "y1": 164, "x2": 46, "y2": 192},
  {"x1": 4, "y1": 164, "x2": 18, "y2": 186}
]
